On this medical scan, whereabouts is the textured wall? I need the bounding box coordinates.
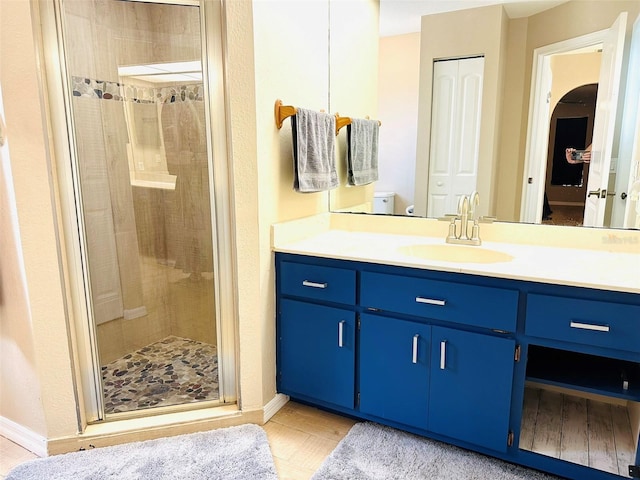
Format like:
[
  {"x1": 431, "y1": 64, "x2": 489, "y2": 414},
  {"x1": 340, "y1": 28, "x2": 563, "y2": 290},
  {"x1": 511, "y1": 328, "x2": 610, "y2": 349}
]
[{"x1": 0, "y1": 0, "x2": 77, "y2": 442}]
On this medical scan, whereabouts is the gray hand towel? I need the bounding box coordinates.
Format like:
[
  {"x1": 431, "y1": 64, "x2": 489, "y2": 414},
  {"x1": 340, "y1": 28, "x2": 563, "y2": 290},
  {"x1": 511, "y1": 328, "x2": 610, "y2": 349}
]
[
  {"x1": 292, "y1": 108, "x2": 338, "y2": 193},
  {"x1": 347, "y1": 118, "x2": 379, "y2": 186}
]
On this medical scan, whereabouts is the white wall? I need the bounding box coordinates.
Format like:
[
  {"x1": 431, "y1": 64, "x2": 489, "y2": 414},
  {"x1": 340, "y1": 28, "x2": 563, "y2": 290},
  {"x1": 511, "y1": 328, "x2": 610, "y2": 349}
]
[
  {"x1": 251, "y1": 0, "x2": 379, "y2": 403},
  {"x1": 0, "y1": 84, "x2": 48, "y2": 454},
  {"x1": 377, "y1": 33, "x2": 420, "y2": 215},
  {"x1": 0, "y1": 0, "x2": 78, "y2": 445}
]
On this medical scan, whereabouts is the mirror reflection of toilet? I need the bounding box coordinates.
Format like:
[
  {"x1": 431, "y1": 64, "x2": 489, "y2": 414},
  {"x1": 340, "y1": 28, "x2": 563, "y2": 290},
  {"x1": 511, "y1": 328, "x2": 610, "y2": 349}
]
[{"x1": 373, "y1": 192, "x2": 395, "y2": 214}]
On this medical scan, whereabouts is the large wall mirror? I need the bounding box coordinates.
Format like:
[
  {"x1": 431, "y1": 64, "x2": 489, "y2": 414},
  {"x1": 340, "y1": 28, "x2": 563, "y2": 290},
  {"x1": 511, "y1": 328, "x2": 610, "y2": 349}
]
[{"x1": 329, "y1": 0, "x2": 640, "y2": 230}]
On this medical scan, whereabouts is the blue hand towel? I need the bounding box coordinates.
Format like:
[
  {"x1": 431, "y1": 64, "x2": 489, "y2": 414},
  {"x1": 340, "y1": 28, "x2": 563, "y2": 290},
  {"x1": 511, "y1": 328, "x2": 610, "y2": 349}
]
[
  {"x1": 291, "y1": 108, "x2": 338, "y2": 193},
  {"x1": 347, "y1": 118, "x2": 379, "y2": 186}
]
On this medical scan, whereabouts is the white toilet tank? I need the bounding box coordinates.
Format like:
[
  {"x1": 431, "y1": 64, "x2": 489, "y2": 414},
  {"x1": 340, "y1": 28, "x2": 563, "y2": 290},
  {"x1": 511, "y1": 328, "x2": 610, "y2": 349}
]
[{"x1": 373, "y1": 192, "x2": 395, "y2": 214}]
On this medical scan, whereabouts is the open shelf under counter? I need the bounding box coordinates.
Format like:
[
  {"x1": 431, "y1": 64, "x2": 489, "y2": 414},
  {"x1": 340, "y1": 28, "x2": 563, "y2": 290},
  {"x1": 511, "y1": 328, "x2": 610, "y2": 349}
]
[
  {"x1": 526, "y1": 345, "x2": 640, "y2": 402},
  {"x1": 520, "y1": 387, "x2": 637, "y2": 477}
]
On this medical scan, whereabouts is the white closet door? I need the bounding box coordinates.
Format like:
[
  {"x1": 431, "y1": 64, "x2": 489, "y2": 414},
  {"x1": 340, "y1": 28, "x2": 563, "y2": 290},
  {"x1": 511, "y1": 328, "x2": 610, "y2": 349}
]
[{"x1": 427, "y1": 57, "x2": 484, "y2": 217}]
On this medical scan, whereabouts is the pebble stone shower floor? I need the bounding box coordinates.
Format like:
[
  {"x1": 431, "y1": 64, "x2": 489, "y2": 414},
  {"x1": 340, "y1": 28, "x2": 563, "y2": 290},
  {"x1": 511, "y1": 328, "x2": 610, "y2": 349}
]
[{"x1": 101, "y1": 335, "x2": 219, "y2": 414}]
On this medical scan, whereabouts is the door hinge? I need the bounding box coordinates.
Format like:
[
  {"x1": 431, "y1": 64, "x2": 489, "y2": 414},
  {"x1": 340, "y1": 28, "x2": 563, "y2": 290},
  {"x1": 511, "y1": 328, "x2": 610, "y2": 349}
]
[
  {"x1": 357, "y1": 315, "x2": 361, "y2": 330},
  {"x1": 629, "y1": 465, "x2": 640, "y2": 478},
  {"x1": 507, "y1": 430, "x2": 514, "y2": 447},
  {"x1": 514, "y1": 345, "x2": 521, "y2": 362},
  {"x1": 356, "y1": 392, "x2": 360, "y2": 407}
]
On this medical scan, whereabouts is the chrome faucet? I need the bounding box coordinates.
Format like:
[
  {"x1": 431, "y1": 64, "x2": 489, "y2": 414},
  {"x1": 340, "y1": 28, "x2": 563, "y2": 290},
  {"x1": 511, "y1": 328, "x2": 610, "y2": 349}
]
[
  {"x1": 469, "y1": 191, "x2": 480, "y2": 221},
  {"x1": 444, "y1": 192, "x2": 482, "y2": 246},
  {"x1": 458, "y1": 195, "x2": 470, "y2": 240}
]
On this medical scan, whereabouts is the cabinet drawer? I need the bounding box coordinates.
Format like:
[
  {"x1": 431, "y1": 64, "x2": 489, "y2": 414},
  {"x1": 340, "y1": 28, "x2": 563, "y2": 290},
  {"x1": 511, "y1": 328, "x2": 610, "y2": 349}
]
[
  {"x1": 360, "y1": 271, "x2": 518, "y2": 332},
  {"x1": 525, "y1": 294, "x2": 640, "y2": 354},
  {"x1": 280, "y1": 262, "x2": 356, "y2": 305}
]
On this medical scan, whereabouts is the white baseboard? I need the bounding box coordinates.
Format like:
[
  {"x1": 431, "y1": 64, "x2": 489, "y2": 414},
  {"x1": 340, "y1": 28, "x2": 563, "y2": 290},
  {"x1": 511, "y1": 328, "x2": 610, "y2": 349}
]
[
  {"x1": 263, "y1": 393, "x2": 289, "y2": 423},
  {"x1": 0, "y1": 416, "x2": 47, "y2": 457}
]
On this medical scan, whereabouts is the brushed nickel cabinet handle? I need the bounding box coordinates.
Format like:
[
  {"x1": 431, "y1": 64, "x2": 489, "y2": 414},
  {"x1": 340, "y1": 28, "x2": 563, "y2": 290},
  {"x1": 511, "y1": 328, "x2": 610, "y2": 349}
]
[
  {"x1": 338, "y1": 320, "x2": 345, "y2": 347},
  {"x1": 302, "y1": 280, "x2": 327, "y2": 289},
  {"x1": 440, "y1": 340, "x2": 447, "y2": 370},
  {"x1": 412, "y1": 334, "x2": 419, "y2": 364},
  {"x1": 416, "y1": 297, "x2": 446, "y2": 306},
  {"x1": 570, "y1": 321, "x2": 610, "y2": 332}
]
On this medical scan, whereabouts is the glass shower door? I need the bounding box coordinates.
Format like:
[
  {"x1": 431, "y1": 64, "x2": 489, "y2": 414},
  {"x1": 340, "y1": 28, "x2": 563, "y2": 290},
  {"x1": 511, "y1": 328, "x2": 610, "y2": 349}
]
[{"x1": 57, "y1": 0, "x2": 232, "y2": 418}]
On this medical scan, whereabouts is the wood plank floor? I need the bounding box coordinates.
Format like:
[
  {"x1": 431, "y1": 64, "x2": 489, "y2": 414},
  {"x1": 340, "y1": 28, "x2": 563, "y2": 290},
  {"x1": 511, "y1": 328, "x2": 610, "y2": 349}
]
[
  {"x1": 0, "y1": 401, "x2": 355, "y2": 480},
  {"x1": 264, "y1": 401, "x2": 357, "y2": 479},
  {"x1": 520, "y1": 387, "x2": 636, "y2": 476}
]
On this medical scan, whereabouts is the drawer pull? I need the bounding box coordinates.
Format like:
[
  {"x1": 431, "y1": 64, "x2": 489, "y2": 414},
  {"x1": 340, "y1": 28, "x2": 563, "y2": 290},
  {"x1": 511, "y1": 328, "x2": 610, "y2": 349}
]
[
  {"x1": 570, "y1": 321, "x2": 610, "y2": 333},
  {"x1": 302, "y1": 280, "x2": 328, "y2": 289},
  {"x1": 440, "y1": 340, "x2": 447, "y2": 370},
  {"x1": 412, "y1": 334, "x2": 419, "y2": 364},
  {"x1": 415, "y1": 296, "x2": 446, "y2": 306},
  {"x1": 338, "y1": 320, "x2": 345, "y2": 347}
]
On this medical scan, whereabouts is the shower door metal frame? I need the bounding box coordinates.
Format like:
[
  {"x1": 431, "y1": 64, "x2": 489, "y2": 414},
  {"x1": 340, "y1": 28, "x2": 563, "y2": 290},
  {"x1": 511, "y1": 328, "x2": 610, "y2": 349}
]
[{"x1": 36, "y1": 0, "x2": 237, "y2": 425}]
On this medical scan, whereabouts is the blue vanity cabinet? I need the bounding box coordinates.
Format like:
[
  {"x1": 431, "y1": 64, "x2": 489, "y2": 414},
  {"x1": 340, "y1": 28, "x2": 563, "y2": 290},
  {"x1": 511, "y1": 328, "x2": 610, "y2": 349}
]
[
  {"x1": 275, "y1": 252, "x2": 640, "y2": 480},
  {"x1": 278, "y1": 299, "x2": 356, "y2": 409},
  {"x1": 428, "y1": 326, "x2": 516, "y2": 452},
  {"x1": 359, "y1": 313, "x2": 431, "y2": 430},
  {"x1": 358, "y1": 269, "x2": 519, "y2": 449},
  {"x1": 277, "y1": 260, "x2": 357, "y2": 409}
]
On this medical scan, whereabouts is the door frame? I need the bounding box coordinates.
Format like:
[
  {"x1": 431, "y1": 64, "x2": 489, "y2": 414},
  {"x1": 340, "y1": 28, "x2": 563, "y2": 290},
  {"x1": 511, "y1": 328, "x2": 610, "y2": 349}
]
[{"x1": 520, "y1": 30, "x2": 609, "y2": 224}]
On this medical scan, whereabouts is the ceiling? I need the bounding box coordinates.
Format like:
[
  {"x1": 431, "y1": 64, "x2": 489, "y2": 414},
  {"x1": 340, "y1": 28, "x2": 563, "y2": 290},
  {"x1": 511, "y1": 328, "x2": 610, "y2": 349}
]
[{"x1": 379, "y1": 0, "x2": 569, "y2": 36}]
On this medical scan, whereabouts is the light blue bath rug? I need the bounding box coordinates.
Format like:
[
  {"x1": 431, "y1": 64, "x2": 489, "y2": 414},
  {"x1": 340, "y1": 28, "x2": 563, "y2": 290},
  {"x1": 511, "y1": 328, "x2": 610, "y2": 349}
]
[
  {"x1": 7, "y1": 423, "x2": 277, "y2": 480},
  {"x1": 312, "y1": 422, "x2": 562, "y2": 480}
]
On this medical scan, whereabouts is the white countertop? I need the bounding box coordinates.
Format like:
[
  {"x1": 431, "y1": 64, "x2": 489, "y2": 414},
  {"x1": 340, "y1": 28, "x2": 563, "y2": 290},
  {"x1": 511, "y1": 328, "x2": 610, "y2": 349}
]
[{"x1": 272, "y1": 217, "x2": 640, "y2": 294}]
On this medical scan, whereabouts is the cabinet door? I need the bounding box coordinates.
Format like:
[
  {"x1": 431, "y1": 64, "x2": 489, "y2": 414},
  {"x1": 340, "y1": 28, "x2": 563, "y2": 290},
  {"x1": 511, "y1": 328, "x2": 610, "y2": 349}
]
[
  {"x1": 429, "y1": 326, "x2": 515, "y2": 452},
  {"x1": 359, "y1": 314, "x2": 431, "y2": 429},
  {"x1": 278, "y1": 299, "x2": 355, "y2": 409}
]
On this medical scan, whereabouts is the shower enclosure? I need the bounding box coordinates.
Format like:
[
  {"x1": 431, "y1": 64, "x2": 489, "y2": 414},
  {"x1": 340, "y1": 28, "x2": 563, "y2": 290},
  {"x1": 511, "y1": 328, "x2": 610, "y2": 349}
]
[{"x1": 49, "y1": 0, "x2": 235, "y2": 420}]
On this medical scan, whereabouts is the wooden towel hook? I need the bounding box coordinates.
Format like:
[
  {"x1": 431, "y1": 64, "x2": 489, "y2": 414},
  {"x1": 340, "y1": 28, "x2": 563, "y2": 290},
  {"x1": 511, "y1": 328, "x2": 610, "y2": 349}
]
[
  {"x1": 274, "y1": 99, "x2": 297, "y2": 129},
  {"x1": 335, "y1": 114, "x2": 352, "y2": 135},
  {"x1": 334, "y1": 114, "x2": 381, "y2": 135}
]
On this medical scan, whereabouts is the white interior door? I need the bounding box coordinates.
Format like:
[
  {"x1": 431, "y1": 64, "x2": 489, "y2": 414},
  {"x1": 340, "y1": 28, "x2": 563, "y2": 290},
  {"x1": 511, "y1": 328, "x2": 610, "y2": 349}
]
[
  {"x1": 583, "y1": 12, "x2": 627, "y2": 226},
  {"x1": 619, "y1": 14, "x2": 640, "y2": 229},
  {"x1": 427, "y1": 57, "x2": 483, "y2": 217},
  {"x1": 623, "y1": 95, "x2": 640, "y2": 229}
]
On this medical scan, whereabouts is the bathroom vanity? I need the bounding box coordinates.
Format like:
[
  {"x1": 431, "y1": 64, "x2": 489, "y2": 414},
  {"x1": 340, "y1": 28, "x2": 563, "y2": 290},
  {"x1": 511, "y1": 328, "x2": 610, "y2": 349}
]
[{"x1": 273, "y1": 215, "x2": 640, "y2": 480}]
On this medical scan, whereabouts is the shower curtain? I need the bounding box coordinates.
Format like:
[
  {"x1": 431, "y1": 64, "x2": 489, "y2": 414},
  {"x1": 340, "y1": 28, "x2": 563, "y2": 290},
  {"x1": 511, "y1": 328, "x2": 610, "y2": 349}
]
[{"x1": 161, "y1": 91, "x2": 214, "y2": 278}]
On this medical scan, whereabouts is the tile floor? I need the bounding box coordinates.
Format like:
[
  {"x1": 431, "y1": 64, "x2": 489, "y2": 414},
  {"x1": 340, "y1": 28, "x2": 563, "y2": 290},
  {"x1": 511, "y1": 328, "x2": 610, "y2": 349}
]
[
  {"x1": 0, "y1": 401, "x2": 356, "y2": 480},
  {"x1": 102, "y1": 335, "x2": 219, "y2": 414}
]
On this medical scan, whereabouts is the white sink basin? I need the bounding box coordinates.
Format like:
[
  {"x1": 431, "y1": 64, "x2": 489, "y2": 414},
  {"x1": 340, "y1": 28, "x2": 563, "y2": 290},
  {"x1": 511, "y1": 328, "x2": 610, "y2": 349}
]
[{"x1": 397, "y1": 244, "x2": 514, "y2": 264}]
